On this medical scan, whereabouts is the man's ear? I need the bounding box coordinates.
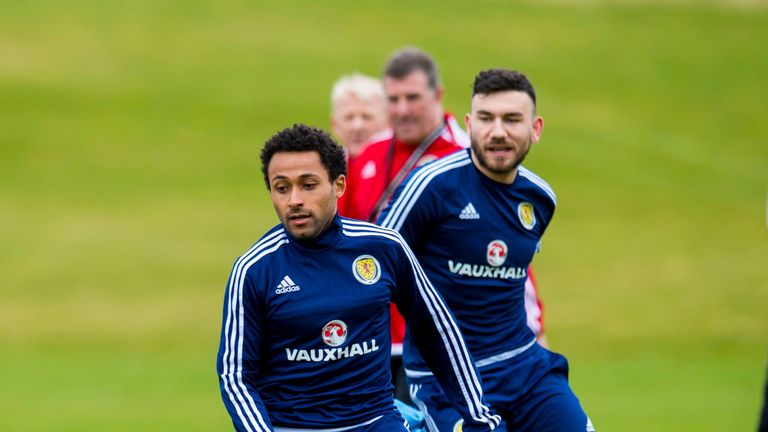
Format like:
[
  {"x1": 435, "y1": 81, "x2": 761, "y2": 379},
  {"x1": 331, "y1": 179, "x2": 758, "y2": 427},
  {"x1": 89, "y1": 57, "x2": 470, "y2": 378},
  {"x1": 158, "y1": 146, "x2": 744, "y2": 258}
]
[
  {"x1": 531, "y1": 116, "x2": 544, "y2": 144},
  {"x1": 465, "y1": 112, "x2": 472, "y2": 135},
  {"x1": 434, "y1": 85, "x2": 445, "y2": 103},
  {"x1": 334, "y1": 174, "x2": 346, "y2": 198}
]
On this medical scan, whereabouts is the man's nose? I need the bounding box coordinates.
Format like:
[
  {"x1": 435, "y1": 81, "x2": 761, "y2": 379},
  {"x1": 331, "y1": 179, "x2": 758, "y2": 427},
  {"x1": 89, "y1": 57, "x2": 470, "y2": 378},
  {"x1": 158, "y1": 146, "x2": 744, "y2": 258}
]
[
  {"x1": 287, "y1": 189, "x2": 303, "y2": 207},
  {"x1": 393, "y1": 98, "x2": 410, "y2": 116},
  {"x1": 490, "y1": 118, "x2": 506, "y2": 137}
]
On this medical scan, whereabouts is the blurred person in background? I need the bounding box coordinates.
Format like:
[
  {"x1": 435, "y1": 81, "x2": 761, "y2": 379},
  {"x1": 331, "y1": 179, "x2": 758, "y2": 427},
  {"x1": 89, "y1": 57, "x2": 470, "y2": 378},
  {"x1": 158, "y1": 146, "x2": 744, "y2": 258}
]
[
  {"x1": 379, "y1": 68, "x2": 593, "y2": 431},
  {"x1": 216, "y1": 124, "x2": 505, "y2": 432},
  {"x1": 338, "y1": 46, "x2": 468, "y2": 223},
  {"x1": 330, "y1": 73, "x2": 389, "y2": 163}
]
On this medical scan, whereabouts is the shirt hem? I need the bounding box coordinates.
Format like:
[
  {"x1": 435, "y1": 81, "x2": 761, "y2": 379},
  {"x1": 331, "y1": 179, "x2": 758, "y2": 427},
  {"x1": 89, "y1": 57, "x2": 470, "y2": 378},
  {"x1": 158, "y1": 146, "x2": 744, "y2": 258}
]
[
  {"x1": 404, "y1": 338, "x2": 537, "y2": 378},
  {"x1": 274, "y1": 415, "x2": 383, "y2": 432}
]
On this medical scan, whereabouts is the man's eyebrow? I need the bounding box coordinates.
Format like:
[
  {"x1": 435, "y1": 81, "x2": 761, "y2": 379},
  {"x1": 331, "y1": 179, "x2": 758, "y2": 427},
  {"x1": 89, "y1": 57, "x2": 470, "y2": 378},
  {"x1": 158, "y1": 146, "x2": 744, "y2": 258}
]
[
  {"x1": 298, "y1": 173, "x2": 322, "y2": 180},
  {"x1": 271, "y1": 173, "x2": 322, "y2": 181},
  {"x1": 476, "y1": 109, "x2": 523, "y2": 117}
]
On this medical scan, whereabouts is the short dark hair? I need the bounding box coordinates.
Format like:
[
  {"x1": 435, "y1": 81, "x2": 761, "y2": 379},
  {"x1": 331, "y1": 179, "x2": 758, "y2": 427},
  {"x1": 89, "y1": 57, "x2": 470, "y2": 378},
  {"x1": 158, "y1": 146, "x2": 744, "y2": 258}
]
[
  {"x1": 383, "y1": 46, "x2": 440, "y2": 90},
  {"x1": 260, "y1": 124, "x2": 347, "y2": 189},
  {"x1": 472, "y1": 69, "x2": 537, "y2": 111}
]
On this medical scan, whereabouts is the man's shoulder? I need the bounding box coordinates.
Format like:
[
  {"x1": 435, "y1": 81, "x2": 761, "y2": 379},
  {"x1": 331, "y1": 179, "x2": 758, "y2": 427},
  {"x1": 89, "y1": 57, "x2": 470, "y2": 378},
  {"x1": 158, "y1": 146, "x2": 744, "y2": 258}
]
[
  {"x1": 352, "y1": 135, "x2": 394, "y2": 164},
  {"x1": 424, "y1": 138, "x2": 463, "y2": 157},
  {"x1": 339, "y1": 218, "x2": 406, "y2": 248},
  {"x1": 381, "y1": 151, "x2": 472, "y2": 227},
  {"x1": 517, "y1": 166, "x2": 557, "y2": 207},
  {"x1": 346, "y1": 136, "x2": 393, "y2": 182},
  {"x1": 232, "y1": 225, "x2": 289, "y2": 269},
  {"x1": 445, "y1": 112, "x2": 470, "y2": 148},
  {"x1": 408, "y1": 149, "x2": 473, "y2": 188}
]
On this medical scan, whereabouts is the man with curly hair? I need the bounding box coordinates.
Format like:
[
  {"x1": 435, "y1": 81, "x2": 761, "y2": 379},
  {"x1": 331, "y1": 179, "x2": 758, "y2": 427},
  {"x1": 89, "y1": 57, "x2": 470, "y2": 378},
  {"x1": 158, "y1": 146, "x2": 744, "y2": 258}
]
[{"x1": 216, "y1": 124, "x2": 505, "y2": 432}]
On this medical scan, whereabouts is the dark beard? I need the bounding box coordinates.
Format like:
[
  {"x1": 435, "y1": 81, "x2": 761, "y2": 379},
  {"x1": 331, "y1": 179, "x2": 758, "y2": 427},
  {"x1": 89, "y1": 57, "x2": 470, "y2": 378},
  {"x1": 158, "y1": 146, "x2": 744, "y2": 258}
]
[{"x1": 470, "y1": 138, "x2": 529, "y2": 175}]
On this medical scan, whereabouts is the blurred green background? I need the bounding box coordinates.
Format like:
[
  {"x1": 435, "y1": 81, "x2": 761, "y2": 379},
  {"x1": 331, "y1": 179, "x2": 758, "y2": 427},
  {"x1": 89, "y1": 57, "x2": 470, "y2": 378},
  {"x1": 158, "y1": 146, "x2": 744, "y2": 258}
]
[{"x1": 1, "y1": 0, "x2": 766, "y2": 430}]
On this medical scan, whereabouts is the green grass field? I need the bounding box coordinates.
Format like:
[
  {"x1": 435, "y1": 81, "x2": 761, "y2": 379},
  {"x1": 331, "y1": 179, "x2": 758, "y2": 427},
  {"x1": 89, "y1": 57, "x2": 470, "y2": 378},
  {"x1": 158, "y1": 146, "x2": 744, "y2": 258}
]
[{"x1": 1, "y1": 1, "x2": 767, "y2": 430}]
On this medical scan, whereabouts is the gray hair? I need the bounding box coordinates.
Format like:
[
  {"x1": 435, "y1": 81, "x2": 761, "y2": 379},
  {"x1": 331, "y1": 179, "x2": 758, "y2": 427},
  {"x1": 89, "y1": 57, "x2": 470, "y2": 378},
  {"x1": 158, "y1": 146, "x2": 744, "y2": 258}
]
[{"x1": 330, "y1": 73, "x2": 386, "y2": 111}]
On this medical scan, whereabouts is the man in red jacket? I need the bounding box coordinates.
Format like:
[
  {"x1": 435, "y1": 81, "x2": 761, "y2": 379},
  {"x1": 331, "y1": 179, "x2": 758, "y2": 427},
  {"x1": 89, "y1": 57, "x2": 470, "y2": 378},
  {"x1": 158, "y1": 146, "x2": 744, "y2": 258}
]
[{"x1": 339, "y1": 47, "x2": 468, "y2": 222}]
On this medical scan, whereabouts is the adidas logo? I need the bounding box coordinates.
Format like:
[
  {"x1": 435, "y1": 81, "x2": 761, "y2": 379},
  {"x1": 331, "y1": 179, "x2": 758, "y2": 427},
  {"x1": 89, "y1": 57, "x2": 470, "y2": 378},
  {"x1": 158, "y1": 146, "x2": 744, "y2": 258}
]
[
  {"x1": 459, "y1": 203, "x2": 480, "y2": 220},
  {"x1": 275, "y1": 275, "x2": 300, "y2": 295}
]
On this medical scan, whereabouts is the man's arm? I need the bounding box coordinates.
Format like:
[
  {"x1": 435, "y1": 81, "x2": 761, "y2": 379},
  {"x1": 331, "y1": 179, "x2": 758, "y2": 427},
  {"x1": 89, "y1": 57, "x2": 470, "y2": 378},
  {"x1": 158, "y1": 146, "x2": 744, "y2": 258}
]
[
  {"x1": 217, "y1": 258, "x2": 274, "y2": 432},
  {"x1": 388, "y1": 232, "x2": 505, "y2": 432}
]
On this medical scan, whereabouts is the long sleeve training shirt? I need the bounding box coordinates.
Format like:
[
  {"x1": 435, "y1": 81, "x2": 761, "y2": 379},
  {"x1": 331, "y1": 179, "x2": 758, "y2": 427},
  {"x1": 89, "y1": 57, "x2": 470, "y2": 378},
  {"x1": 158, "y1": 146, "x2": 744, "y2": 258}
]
[
  {"x1": 378, "y1": 149, "x2": 556, "y2": 374},
  {"x1": 217, "y1": 215, "x2": 502, "y2": 432}
]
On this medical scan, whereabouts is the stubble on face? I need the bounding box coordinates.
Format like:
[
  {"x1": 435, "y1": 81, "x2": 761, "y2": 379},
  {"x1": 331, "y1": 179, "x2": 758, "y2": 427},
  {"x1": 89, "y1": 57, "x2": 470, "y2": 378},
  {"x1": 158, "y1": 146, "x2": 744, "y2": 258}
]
[
  {"x1": 467, "y1": 91, "x2": 541, "y2": 183},
  {"x1": 470, "y1": 133, "x2": 531, "y2": 176},
  {"x1": 268, "y1": 152, "x2": 342, "y2": 240}
]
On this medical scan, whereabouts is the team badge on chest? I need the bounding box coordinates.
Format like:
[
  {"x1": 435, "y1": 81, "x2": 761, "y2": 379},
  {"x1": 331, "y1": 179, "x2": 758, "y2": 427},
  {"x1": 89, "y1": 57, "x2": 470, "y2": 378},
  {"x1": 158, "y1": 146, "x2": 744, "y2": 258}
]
[
  {"x1": 353, "y1": 255, "x2": 381, "y2": 284},
  {"x1": 517, "y1": 201, "x2": 536, "y2": 230},
  {"x1": 486, "y1": 240, "x2": 508, "y2": 267}
]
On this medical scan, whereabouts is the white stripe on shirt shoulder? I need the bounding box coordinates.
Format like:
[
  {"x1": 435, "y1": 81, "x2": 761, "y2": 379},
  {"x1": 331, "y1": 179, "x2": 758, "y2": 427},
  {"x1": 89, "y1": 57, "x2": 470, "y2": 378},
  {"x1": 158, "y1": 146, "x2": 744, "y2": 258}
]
[
  {"x1": 379, "y1": 151, "x2": 471, "y2": 230},
  {"x1": 518, "y1": 166, "x2": 557, "y2": 205},
  {"x1": 237, "y1": 229, "x2": 288, "y2": 260},
  {"x1": 340, "y1": 218, "x2": 399, "y2": 234},
  {"x1": 340, "y1": 219, "x2": 409, "y2": 247}
]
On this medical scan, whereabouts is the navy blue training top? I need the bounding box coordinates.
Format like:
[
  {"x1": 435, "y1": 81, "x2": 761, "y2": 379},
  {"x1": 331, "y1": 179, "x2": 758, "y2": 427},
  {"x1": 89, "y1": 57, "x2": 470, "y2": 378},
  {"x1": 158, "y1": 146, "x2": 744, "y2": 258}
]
[
  {"x1": 379, "y1": 149, "x2": 556, "y2": 373},
  {"x1": 217, "y1": 215, "x2": 502, "y2": 431}
]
